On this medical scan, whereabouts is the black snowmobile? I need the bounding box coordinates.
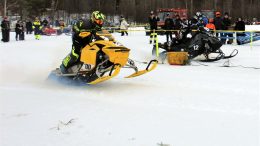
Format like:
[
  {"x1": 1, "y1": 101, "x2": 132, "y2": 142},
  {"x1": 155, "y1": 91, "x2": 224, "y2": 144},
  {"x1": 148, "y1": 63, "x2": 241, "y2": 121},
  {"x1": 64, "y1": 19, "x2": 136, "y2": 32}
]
[{"x1": 153, "y1": 25, "x2": 238, "y2": 62}]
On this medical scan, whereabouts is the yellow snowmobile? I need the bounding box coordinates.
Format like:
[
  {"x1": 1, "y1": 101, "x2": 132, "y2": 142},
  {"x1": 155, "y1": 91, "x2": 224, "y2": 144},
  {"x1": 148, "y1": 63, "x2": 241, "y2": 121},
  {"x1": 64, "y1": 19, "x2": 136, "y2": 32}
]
[{"x1": 49, "y1": 31, "x2": 157, "y2": 85}]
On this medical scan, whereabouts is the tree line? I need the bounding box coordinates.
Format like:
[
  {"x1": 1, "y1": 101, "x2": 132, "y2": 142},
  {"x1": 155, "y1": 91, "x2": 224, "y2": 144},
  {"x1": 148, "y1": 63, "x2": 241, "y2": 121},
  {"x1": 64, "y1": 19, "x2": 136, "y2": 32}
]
[{"x1": 1, "y1": 0, "x2": 259, "y2": 22}]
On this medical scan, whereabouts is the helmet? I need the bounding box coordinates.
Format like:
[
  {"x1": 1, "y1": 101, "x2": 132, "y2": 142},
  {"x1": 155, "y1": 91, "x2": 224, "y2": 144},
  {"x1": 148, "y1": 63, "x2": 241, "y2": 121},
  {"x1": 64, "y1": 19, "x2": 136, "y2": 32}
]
[
  {"x1": 91, "y1": 11, "x2": 105, "y2": 26},
  {"x1": 196, "y1": 12, "x2": 202, "y2": 17}
]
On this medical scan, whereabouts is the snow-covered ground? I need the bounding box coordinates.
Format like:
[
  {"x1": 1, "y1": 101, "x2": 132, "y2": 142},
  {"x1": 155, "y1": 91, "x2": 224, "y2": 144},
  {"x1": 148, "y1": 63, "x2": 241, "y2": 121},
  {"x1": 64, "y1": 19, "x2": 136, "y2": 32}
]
[{"x1": 0, "y1": 32, "x2": 259, "y2": 146}]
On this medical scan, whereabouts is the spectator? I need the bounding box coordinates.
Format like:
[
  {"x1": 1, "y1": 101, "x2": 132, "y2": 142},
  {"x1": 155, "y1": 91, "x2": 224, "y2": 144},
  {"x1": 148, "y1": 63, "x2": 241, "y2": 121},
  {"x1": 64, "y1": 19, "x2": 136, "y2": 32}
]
[
  {"x1": 244, "y1": 19, "x2": 251, "y2": 25},
  {"x1": 70, "y1": 16, "x2": 78, "y2": 26},
  {"x1": 32, "y1": 17, "x2": 43, "y2": 40},
  {"x1": 1, "y1": 16, "x2": 10, "y2": 42},
  {"x1": 174, "y1": 15, "x2": 182, "y2": 30},
  {"x1": 222, "y1": 12, "x2": 233, "y2": 44},
  {"x1": 20, "y1": 20, "x2": 25, "y2": 40},
  {"x1": 120, "y1": 17, "x2": 129, "y2": 36},
  {"x1": 120, "y1": 15, "x2": 124, "y2": 24},
  {"x1": 235, "y1": 17, "x2": 245, "y2": 45},
  {"x1": 214, "y1": 12, "x2": 224, "y2": 41},
  {"x1": 26, "y1": 19, "x2": 33, "y2": 34},
  {"x1": 15, "y1": 20, "x2": 24, "y2": 41},
  {"x1": 173, "y1": 15, "x2": 182, "y2": 40},
  {"x1": 164, "y1": 13, "x2": 174, "y2": 43},
  {"x1": 55, "y1": 19, "x2": 59, "y2": 27},
  {"x1": 42, "y1": 18, "x2": 49, "y2": 27},
  {"x1": 59, "y1": 19, "x2": 65, "y2": 31},
  {"x1": 148, "y1": 11, "x2": 160, "y2": 44},
  {"x1": 252, "y1": 18, "x2": 258, "y2": 25}
]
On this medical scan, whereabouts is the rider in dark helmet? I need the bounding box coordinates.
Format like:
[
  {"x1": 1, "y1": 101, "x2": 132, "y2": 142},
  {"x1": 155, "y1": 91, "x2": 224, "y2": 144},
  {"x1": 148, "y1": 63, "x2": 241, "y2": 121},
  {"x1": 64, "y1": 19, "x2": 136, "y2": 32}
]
[{"x1": 60, "y1": 11, "x2": 105, "y2": 74}]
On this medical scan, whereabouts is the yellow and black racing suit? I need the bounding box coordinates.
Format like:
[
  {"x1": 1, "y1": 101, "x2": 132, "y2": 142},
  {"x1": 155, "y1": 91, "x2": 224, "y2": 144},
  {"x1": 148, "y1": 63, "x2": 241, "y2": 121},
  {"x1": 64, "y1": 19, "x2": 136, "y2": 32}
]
[
  {"x1": 32, "y1": 20, "x2": 42, "y2": 40},
  {"x1": 60, "y1": 19, "x2": 102, "y2": 73}
]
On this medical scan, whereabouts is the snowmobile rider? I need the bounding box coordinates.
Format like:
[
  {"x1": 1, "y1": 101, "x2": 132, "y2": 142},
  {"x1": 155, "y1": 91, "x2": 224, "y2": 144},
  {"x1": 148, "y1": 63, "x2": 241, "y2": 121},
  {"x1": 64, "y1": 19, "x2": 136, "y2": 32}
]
[
  {"x1": 174, "y1": 12, "x2": 206, "y2": 44},
  {"x1": 190, "y1": 12, "x2": 207, "y2": 29},
  {"x1": 60, "y1": 11, "x2": 105, "y2": 74}
]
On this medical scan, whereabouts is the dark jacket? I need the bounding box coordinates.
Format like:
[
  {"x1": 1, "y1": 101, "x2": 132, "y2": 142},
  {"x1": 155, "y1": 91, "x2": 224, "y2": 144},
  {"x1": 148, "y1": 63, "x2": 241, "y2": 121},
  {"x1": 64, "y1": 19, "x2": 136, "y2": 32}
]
[
  {"x1": 174, "y1": 18, "x2": 182, "y2": 30},
  {"x1": 73, "y1": 19, "x2": 102, "y2": 48},
  {"x1": 15, "y1": 23, "x2": 23, "y2": 33},
  {"x1": 1, "y1": 20, "x2": 10, "y2": 30},
  {"x1": 222, "y1": 18, "x2": 231, "y2": 30},
  {"x1": 42, "y1": 19, "x2": 48, "y2": 27},
  {"x1": 164, "y1": 17, "x2": 174, "y2": 30},
  {"x1": 26, "y1": 21, "x2": 33, "y2": 30},
  {"x1": 235, "y1": 21, "x2": 245, "y2": 31},
  {"x1": 214, "y1": 17, "x2": 224, "y2": 30},
  {"x1": 149, "y1": 15, "x2": 160, "y2": 30}
]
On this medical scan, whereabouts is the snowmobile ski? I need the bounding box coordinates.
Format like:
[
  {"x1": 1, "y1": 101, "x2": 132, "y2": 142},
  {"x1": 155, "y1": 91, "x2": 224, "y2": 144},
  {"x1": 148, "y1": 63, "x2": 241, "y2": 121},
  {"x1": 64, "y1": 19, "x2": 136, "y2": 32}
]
[
  {"x1": 223, "y1": 49, "x2": 238, "y2": 59},
  {"x1": 88, "y1": 64, "x2": 121, "y2": 84},
  {"x1": 200, "y1": 49, "x2": 238, "y2": 62},
  {"x1": 200, "y1": 53, "x2": 224, "y2": 62},
  {"x1": 125, "y1": 60, "x2": 158, "y2": 78}
]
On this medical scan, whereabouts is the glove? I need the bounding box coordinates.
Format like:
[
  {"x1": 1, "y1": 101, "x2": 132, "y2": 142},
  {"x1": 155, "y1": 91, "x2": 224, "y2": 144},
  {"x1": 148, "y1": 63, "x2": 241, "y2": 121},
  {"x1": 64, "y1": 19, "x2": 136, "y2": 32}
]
[{"x1": 91, "y1": 29, "x2": 97, "y2": 35}]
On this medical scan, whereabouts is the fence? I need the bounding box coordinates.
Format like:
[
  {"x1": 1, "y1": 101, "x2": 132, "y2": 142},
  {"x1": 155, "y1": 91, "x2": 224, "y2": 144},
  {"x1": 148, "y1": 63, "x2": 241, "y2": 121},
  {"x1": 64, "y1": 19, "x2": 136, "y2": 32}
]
[{"x1": 103, "y1": 25, "x2": 260, "y2": 46}]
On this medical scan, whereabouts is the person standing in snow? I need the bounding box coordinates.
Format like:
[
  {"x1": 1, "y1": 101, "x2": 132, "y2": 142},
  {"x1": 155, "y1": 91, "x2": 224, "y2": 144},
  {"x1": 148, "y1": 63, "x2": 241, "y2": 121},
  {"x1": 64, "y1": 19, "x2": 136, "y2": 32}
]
[
  {"x1": 26, "y1": 19, "x2": 33, "y2": 34},
  {"x1": 235, "y1": 17, "x2": 245, "y2": 45},
  {"x1": 1, "y1": 16, "x2": 10, "y2": 42},
  {"x1": 15, "y1": 20, "x2": 24, "y2": 41},
  {"x1": 148, "y1": 11, "x2": 160, "y2": 44},
  {"x1": 214, "y1": 12, "x2": 224, "y2": 41},
  {"x1": 164, "y1": 13, "x2": 174, "y2": 43},
  {"x1": 32, "y1": 17, "x2": 43, "y2": 40},
  {"x1": 120, "y1": 17, "x2": 129, "y2": 36},
  {"x1": 42, "y1": 18, "x2": 49, "y2": 27},
  {"x1": 222, "y1": 12, "x2": 233, "y2": 44}
]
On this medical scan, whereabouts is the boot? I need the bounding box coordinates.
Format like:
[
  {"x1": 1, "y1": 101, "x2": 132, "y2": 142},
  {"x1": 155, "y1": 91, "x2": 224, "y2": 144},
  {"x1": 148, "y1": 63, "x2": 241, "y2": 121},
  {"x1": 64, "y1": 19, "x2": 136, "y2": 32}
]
[
  {"x1": 60, "y1": 63, "x2": 68, "y2": 74},
  {"x1": 60, "y1": 52, "x2": 79, "y2": 74}
]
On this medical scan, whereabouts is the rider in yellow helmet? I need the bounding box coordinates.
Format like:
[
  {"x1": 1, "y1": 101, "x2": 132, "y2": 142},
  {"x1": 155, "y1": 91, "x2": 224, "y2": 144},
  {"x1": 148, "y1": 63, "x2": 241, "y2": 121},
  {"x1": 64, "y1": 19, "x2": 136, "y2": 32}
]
[{"x1": 60, "y1": 11, "x2": 105, "y2": 74}]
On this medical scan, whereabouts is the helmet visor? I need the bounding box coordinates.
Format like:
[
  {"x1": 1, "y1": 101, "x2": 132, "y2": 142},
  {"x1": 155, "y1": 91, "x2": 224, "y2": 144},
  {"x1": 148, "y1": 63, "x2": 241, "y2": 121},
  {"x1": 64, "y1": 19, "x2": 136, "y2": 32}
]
[{"x1": 94, "y1": 19, "x2": 103, "y2": 25}]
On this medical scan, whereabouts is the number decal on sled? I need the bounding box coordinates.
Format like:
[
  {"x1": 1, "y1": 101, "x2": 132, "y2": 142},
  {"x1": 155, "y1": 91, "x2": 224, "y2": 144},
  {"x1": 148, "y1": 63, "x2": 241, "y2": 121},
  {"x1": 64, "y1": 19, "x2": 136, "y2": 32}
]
[{"x1": 193, "y1": 45, "x2": 199, "y2": 50}]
